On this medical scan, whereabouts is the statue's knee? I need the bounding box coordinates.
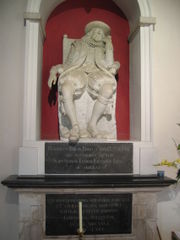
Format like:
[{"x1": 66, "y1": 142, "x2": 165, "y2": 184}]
[
  {"x1": 100, "y1": 84, "x2": 114, "y2": 99},
  {"x1": 61, "y1": 82, "x2": 73, "y2": 98}
]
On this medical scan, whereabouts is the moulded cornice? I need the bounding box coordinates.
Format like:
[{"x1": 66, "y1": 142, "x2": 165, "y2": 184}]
[{"x1": 24, "y1": 12, "x2": 46, "y2": 41}]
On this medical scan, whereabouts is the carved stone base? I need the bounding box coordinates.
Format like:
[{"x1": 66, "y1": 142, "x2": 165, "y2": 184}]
[
  {"x1": 18, "y1": 190, "x2": 161, "y2": 240},
  {"x1": 3, "y1": 175, "x2": 174, "y2": 240}
]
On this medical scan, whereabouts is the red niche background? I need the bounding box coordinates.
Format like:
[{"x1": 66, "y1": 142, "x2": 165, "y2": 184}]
[{"x1": 41, "y1": 0, "x2": 130, "y2": 140}]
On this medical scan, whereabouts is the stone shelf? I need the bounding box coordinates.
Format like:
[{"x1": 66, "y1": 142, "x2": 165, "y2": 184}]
[
  {"x1": 2, "y1": 174, "x2": 176, "y2": 240},
  {"x1": 1, "y1": 174, "x2": 176, "y2": 189}
]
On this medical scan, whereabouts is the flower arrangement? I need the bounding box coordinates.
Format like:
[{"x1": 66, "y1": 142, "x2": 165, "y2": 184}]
[
  {"x1": 154, "y1": 123, "x2": 180, "y2": 182},
  {"x1": 154, "y1": 159, "x2": 180, "y2": 182}
]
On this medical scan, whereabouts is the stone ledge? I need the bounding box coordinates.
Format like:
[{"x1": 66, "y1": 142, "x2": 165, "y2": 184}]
[{"x1": 1, "y1": 174, "x2": 176, "y2": 189}]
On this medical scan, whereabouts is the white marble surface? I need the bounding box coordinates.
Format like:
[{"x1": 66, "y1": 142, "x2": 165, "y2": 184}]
[{"x1": 48, "y1": 21, "x2": 120, "y2": 142}]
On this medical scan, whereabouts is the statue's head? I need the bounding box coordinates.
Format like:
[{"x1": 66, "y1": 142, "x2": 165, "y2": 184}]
[{"x1": 85, "y1": 21, "x2": 111, "y2": 42}]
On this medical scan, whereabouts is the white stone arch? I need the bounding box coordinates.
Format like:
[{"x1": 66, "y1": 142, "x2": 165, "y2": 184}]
[
  {"x1": 25, "y1": 0, "x2": 151, "y2": 30},
  {"x1": 21, "y1": 0, "x2": 156, "y2": 175}
]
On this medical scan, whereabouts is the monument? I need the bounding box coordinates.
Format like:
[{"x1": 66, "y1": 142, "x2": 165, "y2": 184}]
[
  {"x1": 1, "y1": 2, "x2": 176, "y2": 239},
  {"x1": 46, "y1": 21, "x2": 134, "y2": 238},
  {"x1": 48, "y1": 21, "x2": 120, "y2": 142}
]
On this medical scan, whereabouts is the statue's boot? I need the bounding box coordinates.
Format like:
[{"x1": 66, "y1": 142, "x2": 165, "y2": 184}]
[
  {"x1": 69, "y1": 124, "x2": 80, "y2": 142},
  {"x1": 80, "y1": 129, "x2": 91, "y2": 138},
  {"x1": 62, "y1": 98, "x2": 80, "y2": 142},
  {"x1": 87, "y1": 96, "x2": 109, "y2": 138}
]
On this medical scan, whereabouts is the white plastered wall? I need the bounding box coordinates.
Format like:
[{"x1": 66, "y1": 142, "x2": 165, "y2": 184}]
[
  {"x1": 150, "y1": 0, "x2": 180, "y2": 239},
  {"x1": 0, "y1": 0, "x2": 27, "y2": 239},
  {"x1": 1, "y1": 0, "x2": 180, "y2": 239}
]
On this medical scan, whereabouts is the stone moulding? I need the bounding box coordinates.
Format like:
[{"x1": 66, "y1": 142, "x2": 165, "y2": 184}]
[
  {"x1": 20, "y1": 0, "x2": 156, "y2": 175},
  {"x1": 1, "y1": 175, "x2": 175, "y2": 240},
  {"x1": 2, "y1": 175, "x2": 176, "y2": 189}
]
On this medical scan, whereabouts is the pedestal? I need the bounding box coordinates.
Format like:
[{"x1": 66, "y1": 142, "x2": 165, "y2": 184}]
[{"x1": 2, "y1": 175, "x2": 175, "y2": 240}]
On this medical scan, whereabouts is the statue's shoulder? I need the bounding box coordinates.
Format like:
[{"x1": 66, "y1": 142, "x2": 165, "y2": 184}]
[
  {"x1": 74, "y1": 39, "x2": 81, "y2": 43},
  {"x1": 71, "y1": 39, "x2": 83, "y2": 47},
  {"x1": 69, "y1": 39, "x2": 86, "y2": 54}
]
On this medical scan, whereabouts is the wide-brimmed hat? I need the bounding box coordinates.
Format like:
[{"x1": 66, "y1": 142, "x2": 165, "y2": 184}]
[{"x1": 85, "y1": 21, "x2": 111, "y2": 36}]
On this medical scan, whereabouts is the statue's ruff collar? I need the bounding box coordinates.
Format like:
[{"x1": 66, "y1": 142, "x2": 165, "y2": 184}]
[{"x1": 82, "y1": 37, "x2": 105, "y2": 48}]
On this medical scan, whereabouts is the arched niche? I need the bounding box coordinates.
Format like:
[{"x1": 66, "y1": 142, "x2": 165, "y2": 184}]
[
  {"x1": 41, "y1": 0, "x2": 130, "y2": 140},
  {"x1": 23, "y1": 0, "x2": 154, "y2": 142},
  {"x1": 20, "y1": 0, "x2": 156, "y2": 175}
]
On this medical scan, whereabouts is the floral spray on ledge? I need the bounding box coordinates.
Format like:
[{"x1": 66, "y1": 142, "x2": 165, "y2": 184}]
[
  {"x1": 154, "y1": 123, "x2": 180, "y2": 182},
  {"x1": 154, "y1": 159, "x2": 180, "y2": 182}
]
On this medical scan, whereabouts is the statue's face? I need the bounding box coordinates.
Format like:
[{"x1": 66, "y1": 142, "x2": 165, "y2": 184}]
[{"x1": 91, "y1": 28, "x2": 105, "y2": 42}]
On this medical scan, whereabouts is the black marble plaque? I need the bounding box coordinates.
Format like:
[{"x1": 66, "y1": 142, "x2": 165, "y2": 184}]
[
  {"x1": 46, "y1": 194, "x2": 132, "y2": 235},
  {"x1": 45, "y1": 142, "x2": 133, "y2": 174}
]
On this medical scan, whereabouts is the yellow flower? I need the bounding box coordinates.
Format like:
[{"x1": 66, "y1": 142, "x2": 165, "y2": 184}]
[
  {"x1": 160, "y1": 160, "x2": 169, "y2": 165},
  {"x1": 175, "y1": 159, "x2": 180, "y2": 164},
  {"x1": 153, "y1": 159, "x2": 179, "y2": 168}
]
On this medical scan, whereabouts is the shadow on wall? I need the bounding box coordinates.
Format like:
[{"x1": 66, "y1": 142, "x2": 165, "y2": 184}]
[{"x1": 157, "y1": 183, "x2": 180, "y2": 202}]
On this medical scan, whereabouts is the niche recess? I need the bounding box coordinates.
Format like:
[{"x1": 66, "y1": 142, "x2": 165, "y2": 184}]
[
  {"x1": 41, "y1": 0, "x2": 130, "y2": 140},
  {"x1": 20, "y1": 0, "x2": 155, "y2": 175}
]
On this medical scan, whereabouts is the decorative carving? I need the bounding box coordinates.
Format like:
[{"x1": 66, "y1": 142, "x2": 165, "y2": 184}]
[{"x1": 48, "y1": 21, "x2": 120, "y2": 142}]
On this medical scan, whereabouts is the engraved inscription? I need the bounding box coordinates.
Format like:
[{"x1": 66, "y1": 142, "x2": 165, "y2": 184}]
[
  {"x1": 46, "y1": 194, "x2": 132, "y2": 235},
  {"x1": 45, "y1": 143, "x2": 133, "y2": 174}
]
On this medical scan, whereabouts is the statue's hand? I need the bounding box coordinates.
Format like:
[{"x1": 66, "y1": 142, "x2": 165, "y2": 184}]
[
  {"x1": 48, "y1": 65, "x2": 64, "y2": 88},
  {"x1": 57, "y1": 66, "x2": 64, "y2": 74},
  {"x1": 48, "y1": 73, "x2": 57, "y2": 88},
  {"x1": 108, "y1": 61, "x2": 120, "y2": 75},
  {"x1": 109, "y1": 67, "x2": 117, "y2": 75},
  {"x1": 105, "y1": 36, "x2": 113, "y2": 51}
]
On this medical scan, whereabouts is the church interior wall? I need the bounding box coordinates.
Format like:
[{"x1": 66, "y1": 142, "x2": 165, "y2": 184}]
[
  {"x1": 0, "y1": 0, "x2": 27, "y2": 239},
  {"x1": 151, "y1": 0, "x2": 180, "y2": 239},
  {"x1": 0, "y1": 0, "x2": 180, "y2": 239}
]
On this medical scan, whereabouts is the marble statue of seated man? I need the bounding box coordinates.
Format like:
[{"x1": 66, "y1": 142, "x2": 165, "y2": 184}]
[{"x1": 48, "y1": 21, "x2": 120, "y2": 142}]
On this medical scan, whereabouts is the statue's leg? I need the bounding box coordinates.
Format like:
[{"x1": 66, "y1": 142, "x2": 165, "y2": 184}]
[
  {"x1": 88, "y1": 83, "x2": 114, "y2": 138},
  {"x1": 61, "y1": 82, "x2": 80, "y2": 141}
]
